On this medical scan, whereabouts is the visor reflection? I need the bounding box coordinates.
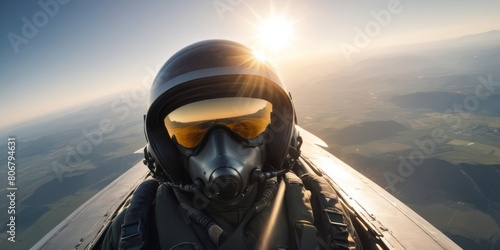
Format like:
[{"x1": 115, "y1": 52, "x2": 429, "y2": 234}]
[{"x1": 165, "y1": 97, "x2": 272, "y2": 148}]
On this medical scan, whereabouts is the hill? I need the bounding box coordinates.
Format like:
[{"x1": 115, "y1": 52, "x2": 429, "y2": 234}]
[
  {"x1": 392, "y1": 92, "x2": 500, "y2": 115},
  {"x1": 327, "y1": 120, "x2": 407, "y2": 146}
]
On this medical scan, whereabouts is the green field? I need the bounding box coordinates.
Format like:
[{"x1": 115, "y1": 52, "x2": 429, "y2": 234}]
[{"x1": 411, "y1": 202, "x2": 499, "y2": 243}]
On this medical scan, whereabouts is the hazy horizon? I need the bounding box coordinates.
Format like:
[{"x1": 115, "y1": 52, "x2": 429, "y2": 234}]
[
  {"x1": 2, "y1": 1, "x2": 500, "y2": 128},
  {"x1": 2, "y1": 28, "x2": 498, "y2": 130}
]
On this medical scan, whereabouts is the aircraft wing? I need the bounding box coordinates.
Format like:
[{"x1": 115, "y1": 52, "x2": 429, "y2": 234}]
[
  {"x1": 32, "y1": 127, "x2": 461, "y2": 249},
  {"x1": 297, "y1": 126, "x2": 461, "y2": 249},
  {"x1": 31, "y1": 157, "x2": 150, "y2": 250}
]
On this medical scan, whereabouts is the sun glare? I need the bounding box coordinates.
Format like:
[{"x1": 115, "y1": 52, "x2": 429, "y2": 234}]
[
  {"x1": 258, "y1": 17, "x2": 295, "y2": 51},
  {"x1": 253, "y1": 49, "x2": 267, "y2": 61}
]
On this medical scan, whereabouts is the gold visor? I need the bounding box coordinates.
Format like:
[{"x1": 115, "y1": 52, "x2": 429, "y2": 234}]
[{"x1": 164, "y1": 97, "x2": 272, "y2": 148}]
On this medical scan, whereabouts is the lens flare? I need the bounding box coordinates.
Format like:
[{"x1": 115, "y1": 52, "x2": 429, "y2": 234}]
[{"x1": 255, "y1": 180, "x2": 286, "y2": 249}]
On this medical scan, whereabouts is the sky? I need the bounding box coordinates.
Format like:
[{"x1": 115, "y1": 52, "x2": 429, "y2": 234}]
[{"x1": 1, "y1": 0, "x2": 499, "y2": 129}]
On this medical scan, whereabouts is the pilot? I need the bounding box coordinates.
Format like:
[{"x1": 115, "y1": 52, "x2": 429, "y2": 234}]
[{"x1": 101, "y1": 40, "x2": 360, "y2": 249}]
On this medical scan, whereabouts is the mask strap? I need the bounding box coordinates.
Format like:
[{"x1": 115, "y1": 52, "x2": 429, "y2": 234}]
[{"x1": 251, "y1": 134, "x2": 303, "y2": 182}]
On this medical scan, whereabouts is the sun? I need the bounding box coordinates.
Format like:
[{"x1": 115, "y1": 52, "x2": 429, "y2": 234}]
[{"x1": 257, "y1": 17, "x2": 295, "y2": 51}]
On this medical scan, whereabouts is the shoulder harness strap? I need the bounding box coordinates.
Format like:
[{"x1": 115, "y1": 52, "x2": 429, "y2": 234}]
[
  {"x1": 284, "y1": 172, "x2": 320, "y2": 250},
  {"x1": 301, "y1": 173, "x2": 360, "y2": 250},
  {"x1": 119, "y1": 178, "x2": 160, "y2": 250},
  {"x1": 155, "y1": 184, "x2": 208, "y2": 250}
]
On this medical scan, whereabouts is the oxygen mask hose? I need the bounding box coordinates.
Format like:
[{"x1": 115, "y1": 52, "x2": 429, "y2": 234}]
[
  {"x1": 218, "y1": 177, "x2": 283, "y2": 250},
  {"x1": 254, "y1": 177, "x2": 279, "y2": 213},
  {"x1": 172, "y1": 187, "x2": 226, "y2": 246}
]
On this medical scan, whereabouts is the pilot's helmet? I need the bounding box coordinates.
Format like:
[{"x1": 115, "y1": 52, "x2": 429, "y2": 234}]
[{"x1": 143, "y1": 40, "x2": 298, "y2": 200}]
